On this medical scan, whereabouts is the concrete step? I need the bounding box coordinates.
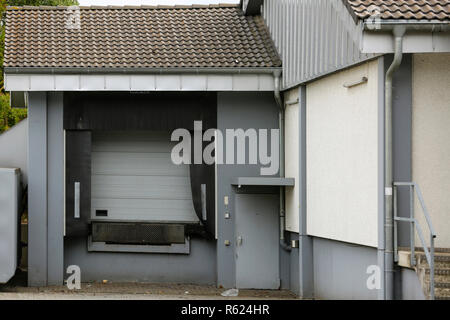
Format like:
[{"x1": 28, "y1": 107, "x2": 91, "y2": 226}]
[
  {"x1": 423, "y1": 267, "x2": 450, "y2": 276},
  {"x1": 411, "y1": 247, "x2": 450, "y2": 254},
  {"x1": 436, "y1": 287, "x2": 450, "y2": 296},
  {"x1": 399, "y1": 248, "x2": 450, "y2": 300},
  {"x1": 424, "y1": 281, "x2": 450, "y2": 299},
  {"x1": 426, "y1": 277, "x2": 450, "y2": 289},
  {"x1": 436, "y1": 282, "x2": 450, "y2": 289},
  {"x1": 400, "y1": 247, "x2": 450, "y2": 254},
  {"x1": 416, "y1": 251, "x2": 450, "y2": 262},
  {"x1": 419, "y1": 261, "x2": 450, "y2": 269}
]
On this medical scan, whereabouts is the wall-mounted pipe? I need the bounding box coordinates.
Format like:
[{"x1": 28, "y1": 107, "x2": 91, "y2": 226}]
[
  {"x1": 384, "y1": 25, "x2": 406, "y2": 301},
  {"x1": 273, "y1": 70, "x2": 291, "y2": 252}
]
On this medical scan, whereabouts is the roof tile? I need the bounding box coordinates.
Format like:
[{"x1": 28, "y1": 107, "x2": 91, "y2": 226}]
[
  {"x1": 5, "y1": 5, "x2": 281, "y2": 70},
  {"x1": 346, "y1": 0, "x2": 450, "y2": 21}
]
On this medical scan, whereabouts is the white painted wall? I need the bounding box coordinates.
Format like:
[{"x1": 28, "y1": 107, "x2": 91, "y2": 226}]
[
  {"x1": 0, "y1": 119, "x2": 28, "y2": 185},
  {"x1": 412, "y1": 53, "x2": 450, "y2": 248},
  {"x1": 284, "y1": 88, "x2": 300, "y2": 233},
  {"x1": 306, "y1": 60, "x2": 380, "y2": 248}
]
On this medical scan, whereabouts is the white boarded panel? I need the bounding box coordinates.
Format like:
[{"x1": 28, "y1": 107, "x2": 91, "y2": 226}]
[
  {"x1": 5, "y1": 75, "x2": 30, "y2": 91},
  {"x1": 30, "y1": 75, "x2": 54, "y2": 90},
  {"x1": 207, "y1": 75, "x2": 233, "y2": 90},
  {"x1": 91, "y1": 131, "x2": 198, "y2": 223},
  {"x1": 5, "y1": 74, "x2": 275, "y2": 91},
  {"x1": 181, "y1": 75, "x2": 207, "y2": 91},
  {"x1": 105, "y1": 75, "x2": 131, "y2": 90},
  {"x1": 55, "y1": 75, "x2": 80, "y2": 90},
  {"x1": 156, "y1": 75, "x2": 181, "y2": 90},
  {"x1": 80, "y1": 75, "x2": 104, "y2": 90},
  {"x1": 306, "y1": 60, "x2": 379, "y2": 248},
  {"x1": 130, "y1": 75, "x2": 156, "y2": 91}
]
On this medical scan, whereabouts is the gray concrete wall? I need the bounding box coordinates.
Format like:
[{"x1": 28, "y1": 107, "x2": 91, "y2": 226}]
[
  {"x1": 27, "y1": 92, "x2": 65, "y2": 286},
  {"x1": 313, "y1": 237, "x2": 379, "y2": 300},
  {"x1": 64, "y1": 237, "x2": 216, "y2": 284},
  {"x1": 29, "y1": 90, "x2": 288, "y2": 288},
  {"x1": 399, "y1": 268, "x2": 425, "y2": 300},
  {"x1": 46, "y1": 93, "x2": 65, "y2": 285},
  {"x1": 27, "y1": 92, "x2": 48, "y2": 286},
  {"x1": 216, "y1": 92, "x2": 281, "y2": 288}
]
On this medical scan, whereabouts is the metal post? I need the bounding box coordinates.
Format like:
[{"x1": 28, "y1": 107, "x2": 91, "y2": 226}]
[
  {"x1": 409, "y1": 185, "x2": 415, "y2": 266},
  {"x1": 430, "y1": 236, "x2": 435, "y2": 300},
  {"x1": 393, "y1": 186, "x2": 398, "y2": 262}
]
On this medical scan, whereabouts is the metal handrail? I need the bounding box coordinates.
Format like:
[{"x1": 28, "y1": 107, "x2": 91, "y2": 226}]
[{"x1": 393, "y1": 182, "x2": 437, "y2": 300}]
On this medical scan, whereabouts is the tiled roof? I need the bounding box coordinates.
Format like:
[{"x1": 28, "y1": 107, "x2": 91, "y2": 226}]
[
  {"x1": 346, "y1": 0, "x2": 450, "y2": 21},
  {"x1": 4, "y1": 4, "x2": 281, "y2": 70}
]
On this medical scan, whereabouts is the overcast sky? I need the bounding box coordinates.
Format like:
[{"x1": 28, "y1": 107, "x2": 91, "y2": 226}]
[{"x1": 78, "y1": 0, "x2": 240, "y2": 5}]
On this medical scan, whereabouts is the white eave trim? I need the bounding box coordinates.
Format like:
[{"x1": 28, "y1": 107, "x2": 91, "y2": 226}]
[
  {"x1": 361, "y1": 20, "x2": 450, "y2": 54},
  {"x1": 4, "y1": 72, "x2": 278, "y2": 92}
]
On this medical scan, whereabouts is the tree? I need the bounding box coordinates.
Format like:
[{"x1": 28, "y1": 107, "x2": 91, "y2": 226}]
[{"x1": 0, "y1": 0, "x2": 79, "y2": 132}]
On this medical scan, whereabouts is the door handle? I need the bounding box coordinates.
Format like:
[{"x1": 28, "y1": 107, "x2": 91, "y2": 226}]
[
  {"x1": 237, "y1": 236, "x2": 243, "y2": 247},
  {"x1": 74, "y1": 182, "x2": 80, "y2": 219}
]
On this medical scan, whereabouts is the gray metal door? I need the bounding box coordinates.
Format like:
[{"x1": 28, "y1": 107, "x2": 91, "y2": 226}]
[{"x1": 235, "y1": 194, "x2": 280, "y2": 289}]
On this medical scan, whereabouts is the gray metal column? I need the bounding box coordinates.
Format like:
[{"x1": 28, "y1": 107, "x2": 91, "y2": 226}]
[
  {"x1": 298, "y1": 85, "x2": 314, "y2": 298},
  {"x1": 390, "y1": 54, "x2": 413, "y2": 248},
  {"x1": 27, "y1": 92, "x2": 48, "y2": 286},
  {"x1": 47, "y1": 92, "x2": 65, "y2": 285}
]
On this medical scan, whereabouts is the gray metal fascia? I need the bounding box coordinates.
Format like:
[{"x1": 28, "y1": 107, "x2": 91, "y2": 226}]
[{"x1": 4, "y1": 66, "x2": 282, "y2": 75}]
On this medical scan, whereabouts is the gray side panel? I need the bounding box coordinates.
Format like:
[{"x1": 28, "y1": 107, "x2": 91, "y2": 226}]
[
  {"x1": 390, "y1": 54, "x2": 413, "y2": 247},
  {"x1": 399, "y1": 268, "x2": 425, "y2": 300},
  {"x1": 216, "y1": 92, "x2": 279, "y2": 288},
  {"x1": 289, "y1": 232, "x2": 300, "y2": 295},
  {"x1": 313, "y1": 237, "x2": 378, "y2": 300},
  {"x1": 65, "y1": 131, "x2": 91, "y2": 236},
  {"x1": 28, "y1": 92, "x2": 47, "y2": 286},
  {"x1": 262, "y1": 0, "x2": 375, "y2": 89},
  {"x1": 279, "y1": 240, "x2": 290, "y2": 290},
  {"x1": 64, "y1": 237, "x2": 216, "y2": 284},
  {"x1": 47, "y1": 92, "x2": 64, "y2": 285},
  {"x1": 298, "y1": 85, "x2": 314, "y2": 298}
]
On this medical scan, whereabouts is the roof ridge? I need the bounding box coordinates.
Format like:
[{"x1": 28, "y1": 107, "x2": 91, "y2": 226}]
[{"x1": 6, "y1": 3, "x2": 240, "y2": 10}]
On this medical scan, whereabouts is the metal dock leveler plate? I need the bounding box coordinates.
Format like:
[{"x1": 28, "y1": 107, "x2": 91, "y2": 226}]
[{"x1": 91, "y1": 222, "x2": 186, "y2": 246}]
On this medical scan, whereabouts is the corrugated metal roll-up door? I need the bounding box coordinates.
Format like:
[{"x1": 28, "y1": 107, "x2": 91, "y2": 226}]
[{"x1": 91, "y1": 131, "x2": 199, "y2": 223}]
